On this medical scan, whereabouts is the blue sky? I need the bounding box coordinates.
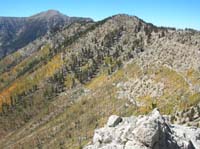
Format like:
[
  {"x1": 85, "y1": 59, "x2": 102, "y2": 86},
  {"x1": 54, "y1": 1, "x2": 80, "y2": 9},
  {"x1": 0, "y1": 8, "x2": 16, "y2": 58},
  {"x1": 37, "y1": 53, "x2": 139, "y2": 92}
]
[{"x1": 0, "y1": 0, "x2": 199, "y2": 30}]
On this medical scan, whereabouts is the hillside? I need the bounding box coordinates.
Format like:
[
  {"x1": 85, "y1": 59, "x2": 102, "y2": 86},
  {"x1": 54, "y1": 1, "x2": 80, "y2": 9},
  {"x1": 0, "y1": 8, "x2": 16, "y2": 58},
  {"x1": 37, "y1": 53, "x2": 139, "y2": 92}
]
[{"x1": 0, "y1": 12, "x2": 200, "y2": 148}]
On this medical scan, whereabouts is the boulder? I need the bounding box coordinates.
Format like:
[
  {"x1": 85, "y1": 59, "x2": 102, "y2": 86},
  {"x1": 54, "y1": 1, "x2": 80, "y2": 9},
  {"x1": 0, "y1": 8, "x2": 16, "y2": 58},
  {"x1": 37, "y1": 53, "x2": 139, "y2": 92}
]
[
  {"x1": 107, "y1": 115, "x2": 122, "y2": 127},
  {"x1": 84, "y1": 109, "x2": 200, "y2": 149}
]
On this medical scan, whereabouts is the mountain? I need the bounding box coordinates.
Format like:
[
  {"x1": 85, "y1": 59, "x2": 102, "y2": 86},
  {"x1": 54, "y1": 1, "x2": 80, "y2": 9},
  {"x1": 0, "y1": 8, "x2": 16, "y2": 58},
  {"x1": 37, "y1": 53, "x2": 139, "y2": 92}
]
[
  {"x1": 0, "y1": 13, "x2": 200, "y2": 148},
  {"x1": 0, "y1": 10, "x2": 92, "y2": 58}
]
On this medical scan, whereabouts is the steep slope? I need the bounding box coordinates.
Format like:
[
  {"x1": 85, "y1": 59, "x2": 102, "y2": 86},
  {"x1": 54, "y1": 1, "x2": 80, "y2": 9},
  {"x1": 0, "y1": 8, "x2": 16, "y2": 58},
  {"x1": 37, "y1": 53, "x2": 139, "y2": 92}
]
[
  {"x1": 0, "y1": 14, "x2": 200, "y2": 148},
  {"x1": 0, "y1": 10, "x2": 92, "y2": 58}
]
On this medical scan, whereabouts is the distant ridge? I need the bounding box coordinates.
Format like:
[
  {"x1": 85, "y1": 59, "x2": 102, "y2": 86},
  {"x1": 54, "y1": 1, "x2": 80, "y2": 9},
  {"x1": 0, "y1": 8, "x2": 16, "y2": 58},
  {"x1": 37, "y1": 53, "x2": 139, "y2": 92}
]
[{"x1": 0, "y1": 10, "x2": 93, "y2": 58}]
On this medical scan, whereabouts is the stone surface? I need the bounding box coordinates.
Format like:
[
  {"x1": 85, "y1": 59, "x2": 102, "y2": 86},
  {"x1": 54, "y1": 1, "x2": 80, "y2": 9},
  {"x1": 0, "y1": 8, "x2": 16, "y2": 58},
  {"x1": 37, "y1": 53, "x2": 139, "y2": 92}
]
[
  {"x1": 106, "y1": 115, "x2": 122, "y2": 127},
  {"x1": 85, "y1": 109, "x2": 200, "y2": 149}
]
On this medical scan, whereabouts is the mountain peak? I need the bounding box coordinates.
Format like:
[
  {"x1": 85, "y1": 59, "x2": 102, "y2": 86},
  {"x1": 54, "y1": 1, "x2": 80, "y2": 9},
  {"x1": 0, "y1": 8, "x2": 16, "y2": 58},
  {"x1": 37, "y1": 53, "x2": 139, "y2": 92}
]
[
  {"x1": 30, "y1": 9, "x2": 66, "y2": 19},
  {"x1": 0, "y1": 10, "x2": 93, "y2": 58},
  {"x1": 112, "y1": 14, "x2": 144, "y2": 23},
  {"x1": 44, "y1": 10, "x2": 63, "y2": 16}
]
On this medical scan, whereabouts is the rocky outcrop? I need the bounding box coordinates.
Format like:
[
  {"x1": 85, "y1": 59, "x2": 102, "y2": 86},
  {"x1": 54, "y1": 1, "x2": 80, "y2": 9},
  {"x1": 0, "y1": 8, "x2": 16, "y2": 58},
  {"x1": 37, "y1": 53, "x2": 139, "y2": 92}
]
[
  {"x1": 171, "y1": 103, "x2": 200, "y2": 127},
  {"x1": 85, "y1": 109, "x2": 200, "y2": 149},
  {"x1": 107, "y1": 115, "x2": 123, "y2": 127}
]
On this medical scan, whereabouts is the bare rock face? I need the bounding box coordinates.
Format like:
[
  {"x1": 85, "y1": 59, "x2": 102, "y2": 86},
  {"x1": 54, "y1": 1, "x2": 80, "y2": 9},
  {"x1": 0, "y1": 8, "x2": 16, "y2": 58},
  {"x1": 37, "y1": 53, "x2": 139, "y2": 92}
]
[
  {"x1": 107, "y1": 115, "x2": 122, "y2": 127},
  {"x1": 85, "y1": 109, "x2": 200, "y2": 149}
]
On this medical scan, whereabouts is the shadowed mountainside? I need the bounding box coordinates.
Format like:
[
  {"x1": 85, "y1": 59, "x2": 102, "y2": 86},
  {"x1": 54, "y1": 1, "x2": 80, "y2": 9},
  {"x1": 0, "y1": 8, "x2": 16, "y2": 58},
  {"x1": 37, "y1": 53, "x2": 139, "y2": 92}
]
[{"x1": 0, "y1": 10, "x2": 92, "y2": 58}]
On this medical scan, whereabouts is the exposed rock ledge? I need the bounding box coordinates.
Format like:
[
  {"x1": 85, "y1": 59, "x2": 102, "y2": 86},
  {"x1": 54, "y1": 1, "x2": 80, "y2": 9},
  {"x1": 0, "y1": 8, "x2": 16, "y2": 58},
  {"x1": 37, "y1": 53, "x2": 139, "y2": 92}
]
[{"x1": 84, "y1": 109, "x2": 200, "y2": 149}]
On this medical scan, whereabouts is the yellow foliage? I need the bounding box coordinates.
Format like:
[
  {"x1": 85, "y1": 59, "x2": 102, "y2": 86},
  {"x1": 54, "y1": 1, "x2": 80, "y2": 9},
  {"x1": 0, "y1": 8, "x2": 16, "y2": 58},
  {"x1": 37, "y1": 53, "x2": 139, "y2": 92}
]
[
  {"x1": 186, "y1": 68, "x2": 200, "y2": 85},
  {"x1": 64, "y1": 75, "x2": 74, "y2": 89},
  {"x1": 0, "y1": 44, "x2": 51, "y2": 92},
  {"x1": 85, "y1": 74, "x2": 108, "y2": 90},
  {"x1": 154, "y1": 66, "x2": 189, "y2": 91},
  {"x1": 0, "y1": 54, "x2": 63, "y2": 111},
  {"x1": 189, "y1": 93, "x2": 200, "y2": 106}
]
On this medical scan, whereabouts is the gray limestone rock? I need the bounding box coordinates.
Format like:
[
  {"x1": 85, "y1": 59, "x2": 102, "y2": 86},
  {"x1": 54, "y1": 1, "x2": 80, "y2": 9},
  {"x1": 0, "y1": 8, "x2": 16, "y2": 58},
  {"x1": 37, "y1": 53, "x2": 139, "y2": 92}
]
[
  {"x1": 84, "y1": 109, "x2": 200, "y2": 149},
  {"x1": 107, "y1": 115, "x2": 123, "y2": 127}
]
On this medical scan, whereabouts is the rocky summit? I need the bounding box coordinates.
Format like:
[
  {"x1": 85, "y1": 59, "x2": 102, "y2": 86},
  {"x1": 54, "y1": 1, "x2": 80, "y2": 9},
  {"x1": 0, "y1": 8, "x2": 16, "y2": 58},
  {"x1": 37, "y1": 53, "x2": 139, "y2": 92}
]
[{"x1": 85, "y1": 109, "x2": 200, "y2": 149}]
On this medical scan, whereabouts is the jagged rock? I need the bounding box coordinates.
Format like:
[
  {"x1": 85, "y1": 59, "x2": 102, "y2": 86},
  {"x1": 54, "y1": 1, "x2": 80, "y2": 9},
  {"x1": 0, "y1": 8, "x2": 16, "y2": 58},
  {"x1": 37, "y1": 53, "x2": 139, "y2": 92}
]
[
  {"x1": 107, "y1": 115, "x2": 122, "y2": 127},
  {"x1": 132, "y1": 109, "x2": 162, "y2": 148},
  {"x1": 85, "y1": 109, "x2": 200, "y2": 149}
]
